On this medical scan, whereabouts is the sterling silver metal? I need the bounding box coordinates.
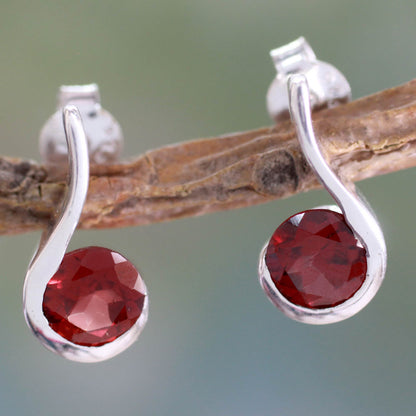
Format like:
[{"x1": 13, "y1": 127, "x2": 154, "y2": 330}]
[
  {"x1": 24, "y1": 105, "x2": 148, "y2": 362},
  {"x1": 258, "y1": 75, "x2": 386, "y2": 324},
  {"x1": 267, "y1": 37, "x2": 351, "y2": 121},
  {"x1": 39, "y1": 84, "x2": 123, "y2": 165}
]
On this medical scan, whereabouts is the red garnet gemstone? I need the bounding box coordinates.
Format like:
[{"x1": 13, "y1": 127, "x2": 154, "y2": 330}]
[
  {"x1": 42, "y1": 246, "x2": 146, "y2": 347},
  {"x1": 265, "y1": 209, "x2": 367, "y2": 309}
]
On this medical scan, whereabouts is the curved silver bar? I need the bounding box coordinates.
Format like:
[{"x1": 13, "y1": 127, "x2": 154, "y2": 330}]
[
  {"x1": 23, "y1": 105, "x2": 148, "y2": 362},
  {"x1": 259, "y1": 74, "x2": 386, "y2": 324}
]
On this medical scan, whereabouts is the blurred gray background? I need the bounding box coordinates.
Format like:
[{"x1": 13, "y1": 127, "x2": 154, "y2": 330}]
[{"x1": 0, "y1": 1, "x2": 415, "y2": 415}]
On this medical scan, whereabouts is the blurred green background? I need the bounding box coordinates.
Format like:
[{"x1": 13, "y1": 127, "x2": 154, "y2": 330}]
[{"x1": 0, "y1": 1, "x2": 415, "y2": 415}]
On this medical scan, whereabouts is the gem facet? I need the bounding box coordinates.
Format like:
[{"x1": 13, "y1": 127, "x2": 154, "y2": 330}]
[
  {"x1": 42, "y1": 246, "x2": 146, "y2": 346},
  {"x1": 265, "y1": 209, "x2": 367, "y2": 309}
]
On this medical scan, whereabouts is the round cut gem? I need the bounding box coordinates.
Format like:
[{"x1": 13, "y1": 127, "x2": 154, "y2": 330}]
[
  {"x1": 42, "y1": 246, "x2": 146, "y2": 347},
  {"x1": 265, "y1": 209, "x2": 367, "y2": 309}
]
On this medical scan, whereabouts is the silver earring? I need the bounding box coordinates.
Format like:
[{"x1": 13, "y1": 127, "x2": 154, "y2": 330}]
[
  {"x1": 258, "y1": 38, "x2": 386, "y2": 324},
  {"x1": 24, "y1": 85, "x2": 148, "y2": 362}
]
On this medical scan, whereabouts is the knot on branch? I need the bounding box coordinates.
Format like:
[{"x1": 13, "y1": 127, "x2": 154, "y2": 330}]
[{"x1": 253, "y1": 149, "x2": 311, "y2": 196}]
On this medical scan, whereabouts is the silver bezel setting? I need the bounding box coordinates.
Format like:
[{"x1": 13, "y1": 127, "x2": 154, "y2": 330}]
[
  {"x1": 23, "y1": 106, "x2": 148, "y2": 362},
  {"x1": 258, "y1": 76, "x2": 387, "y2": 324}
]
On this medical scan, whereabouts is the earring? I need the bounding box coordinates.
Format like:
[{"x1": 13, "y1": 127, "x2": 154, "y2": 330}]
[
  {"x1": 258, "y1": 38, "x2": 386, "y2": 324},
  {"x1": 24, "y1": 85, "x2": 148, "y2": 362}
]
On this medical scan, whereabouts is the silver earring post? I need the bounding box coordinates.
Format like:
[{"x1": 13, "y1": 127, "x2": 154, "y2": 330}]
[
  {"x1": 39, "y1": 84, "x2": 123, "y2": 165},
  {"x1": 266, "y1": 37, "x2": 351, "y2": 121},
  {"x1": 258, "y1": 74, "x2": 386, "y2": 324},
  {"x1": 24, "y1": 105, "x2": 148, "y2": 362}
]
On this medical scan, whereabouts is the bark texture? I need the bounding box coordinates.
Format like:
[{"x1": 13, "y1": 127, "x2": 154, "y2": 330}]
[{"x1": 1, "y1": 79, "x2": 416, "y2": 235}]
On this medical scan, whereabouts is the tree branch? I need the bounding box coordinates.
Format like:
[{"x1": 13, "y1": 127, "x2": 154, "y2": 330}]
[{"x1": 2, "y1": 79, "x2": 416, "y2": 235}]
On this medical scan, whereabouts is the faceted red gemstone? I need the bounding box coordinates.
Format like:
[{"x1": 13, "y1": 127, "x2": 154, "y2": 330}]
[
  {"x1": 265, "y1": 209, "x2": 367, "y2": 309},
  {"x1": 42, "y1": 246, "x2": 146, "y2": 347}
]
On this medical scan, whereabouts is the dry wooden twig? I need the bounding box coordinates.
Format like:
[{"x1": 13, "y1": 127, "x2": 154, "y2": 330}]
[{"x1": 1, "y1": 79, "x2": 416, "y2": 235}]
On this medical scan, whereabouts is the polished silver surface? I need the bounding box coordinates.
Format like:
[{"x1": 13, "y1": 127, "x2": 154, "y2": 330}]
[
  {"x1": 24, "y1": 105, "x2": 148, "y2": 362},
  {"x1": 259, "y1": 75, "x2": 386, "y2": 324},
  {"x1": 39, "y1": 84, "x2": 123, "y2": 165},
  {"x1": 266, "y1": 37, "x2": 351, "y2": 121}
]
